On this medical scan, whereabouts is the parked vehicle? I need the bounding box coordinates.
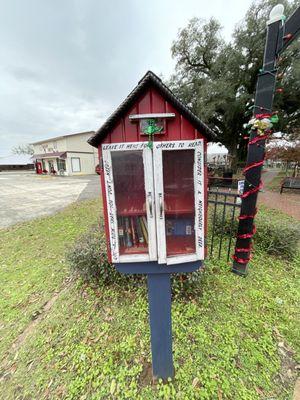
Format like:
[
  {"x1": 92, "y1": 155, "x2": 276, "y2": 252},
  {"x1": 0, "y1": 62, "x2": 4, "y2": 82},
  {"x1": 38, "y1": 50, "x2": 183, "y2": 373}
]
[{"x1": 95, "y1": 164, "x2": 101, "y2": 175}]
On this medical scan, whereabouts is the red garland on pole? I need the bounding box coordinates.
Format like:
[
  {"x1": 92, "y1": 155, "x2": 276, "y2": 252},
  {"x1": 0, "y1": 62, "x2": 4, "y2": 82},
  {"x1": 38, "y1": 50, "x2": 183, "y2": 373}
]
[
  {"x1": 237, "y1": 225, "x2": 257, "y2": 239},
  {"x1": 230, "y1": 2, "x2": 300, "y2": 276},
  {"x1": 243, "y1": 160, "x2": 265, "y2": 173},
  {"x1": 232, "y1": 255, "x2": 252, "y2": 264},
  {"x1": 235, "y1": 247, "x2": 252, "y2": 253},
  {"x1": 238, "y1": 208, "x2": 257, "y2": 220},
  {"x1": 248, "y1": 135, "x2": 269, "y2": 145},
  {"x1": 240, "y1": 181, "x2": 263, "y2": 198}
]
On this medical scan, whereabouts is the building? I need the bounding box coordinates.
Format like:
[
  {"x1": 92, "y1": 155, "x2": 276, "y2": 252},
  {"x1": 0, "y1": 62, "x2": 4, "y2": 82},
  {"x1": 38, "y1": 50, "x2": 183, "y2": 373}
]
[
  {"x1": 0, "y1": 154, "x2": 34, "y2": 171},
  {"x1": 207, "y1": 152, "x2": 229, "y2": 166},
  {"x1": 31, "y1": 131, "x2": 98, "y2": 176}
]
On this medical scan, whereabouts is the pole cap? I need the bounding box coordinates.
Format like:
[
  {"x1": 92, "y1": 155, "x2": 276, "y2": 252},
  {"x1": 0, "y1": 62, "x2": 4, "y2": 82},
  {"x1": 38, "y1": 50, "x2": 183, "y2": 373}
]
[{"x1": 267, "y1": 4, "x2": 285, "y2": 25}]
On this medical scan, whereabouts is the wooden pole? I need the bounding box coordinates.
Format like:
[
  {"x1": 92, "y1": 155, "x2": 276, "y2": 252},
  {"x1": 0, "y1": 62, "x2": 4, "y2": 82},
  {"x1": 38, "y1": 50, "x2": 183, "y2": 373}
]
[
  {"x1": 147, "y1": 273, "x2": 174, "y2": 380},
  {"x1": 232, "y1": 4, "x2": 300, "y2": 276},
  {"x1": 232, "y1": 7, "x2": 283, "y2": 276}
]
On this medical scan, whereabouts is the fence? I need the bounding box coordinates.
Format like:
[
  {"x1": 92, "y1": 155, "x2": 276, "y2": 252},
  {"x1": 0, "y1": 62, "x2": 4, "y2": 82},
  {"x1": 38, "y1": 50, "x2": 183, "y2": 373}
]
[
  {"x1": 207, "y1": 188, "x2": 241, "y2": 262},
  {"x1": 208, "y1": 176, "x2": 239, "y2": 189}
]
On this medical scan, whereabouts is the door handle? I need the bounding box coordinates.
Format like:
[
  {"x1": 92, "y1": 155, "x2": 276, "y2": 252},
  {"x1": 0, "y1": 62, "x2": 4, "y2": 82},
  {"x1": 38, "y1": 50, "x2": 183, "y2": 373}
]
[
  {"x1": 159, "y1": 193, "x2": 163, "y2": 219},
  {"x1": 148, "y1": 192, "x2": 153, "y2": 218}
]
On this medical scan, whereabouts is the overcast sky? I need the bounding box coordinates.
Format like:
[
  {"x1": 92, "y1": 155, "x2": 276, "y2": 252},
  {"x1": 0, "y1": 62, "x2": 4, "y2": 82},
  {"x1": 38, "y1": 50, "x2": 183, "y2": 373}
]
[{"x1": 0, "y1": 0, "x2": 253, "y2": 157}]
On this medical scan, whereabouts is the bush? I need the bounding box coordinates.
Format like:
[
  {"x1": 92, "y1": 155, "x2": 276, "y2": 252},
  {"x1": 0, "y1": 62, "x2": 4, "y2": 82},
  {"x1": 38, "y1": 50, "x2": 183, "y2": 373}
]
[
  {"x1": 210, "y1": 206, "x2": 300, "y2": 259},
  {"x1": 66, "y1": 221, "x2": 135, "y2": 286},
  {"x1": 66, "y1": 220, "x2": 204, "y2": 295},
  {"x1": 255, "y1": 208, "x2": 300, "y2": 259}
]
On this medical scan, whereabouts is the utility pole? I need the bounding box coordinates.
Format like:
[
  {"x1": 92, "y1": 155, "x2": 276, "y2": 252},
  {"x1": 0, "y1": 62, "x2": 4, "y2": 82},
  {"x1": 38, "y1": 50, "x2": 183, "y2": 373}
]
[{"x1": 232, "y1": 4, "x2": 300, "y2": 276}]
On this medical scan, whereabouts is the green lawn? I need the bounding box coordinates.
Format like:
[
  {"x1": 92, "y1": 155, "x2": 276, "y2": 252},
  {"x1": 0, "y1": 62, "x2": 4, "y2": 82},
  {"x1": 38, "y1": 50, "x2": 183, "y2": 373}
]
[
  {"x1": 0, "y1": 200, "x2": 101, "y2": 357},
  {"x1": 264, "y1": 169, "x2": 295, "y2": 191},
  {"x1": 0, "y1": 200, "x2": 299, "y2": 399}
]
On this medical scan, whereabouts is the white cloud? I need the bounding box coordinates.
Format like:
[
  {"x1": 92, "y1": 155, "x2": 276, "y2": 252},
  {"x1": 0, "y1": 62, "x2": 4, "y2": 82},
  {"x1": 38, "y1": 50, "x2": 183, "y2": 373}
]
[{"x1": 0, "y1": 0, "x2": 252, "y2": 156}]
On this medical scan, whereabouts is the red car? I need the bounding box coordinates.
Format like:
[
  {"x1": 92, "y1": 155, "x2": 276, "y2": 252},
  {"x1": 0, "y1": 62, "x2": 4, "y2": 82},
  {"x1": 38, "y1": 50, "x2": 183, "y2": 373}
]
[{"x1": 95, "y1": 164, "x2": 101, "y2": 175}]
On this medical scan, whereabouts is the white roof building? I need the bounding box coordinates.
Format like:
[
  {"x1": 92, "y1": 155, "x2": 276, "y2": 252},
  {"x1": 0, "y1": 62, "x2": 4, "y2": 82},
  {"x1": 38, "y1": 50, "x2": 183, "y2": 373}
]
[{"x1": 31, "y1": 131, "x2": 98, "y2": 176}]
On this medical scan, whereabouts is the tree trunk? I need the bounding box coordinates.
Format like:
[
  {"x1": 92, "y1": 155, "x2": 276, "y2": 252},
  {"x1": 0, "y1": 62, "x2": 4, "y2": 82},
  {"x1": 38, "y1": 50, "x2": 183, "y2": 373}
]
[
  {"x1": 227, "y1": 144, "x2": 238, "y2": 173},
  {"x1": 293, "y1": 162, "x2": 298, "y2": 177}
]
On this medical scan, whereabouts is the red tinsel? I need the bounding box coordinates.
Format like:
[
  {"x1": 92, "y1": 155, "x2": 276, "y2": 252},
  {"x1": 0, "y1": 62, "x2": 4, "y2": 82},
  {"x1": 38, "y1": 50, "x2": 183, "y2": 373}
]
[
  {"x1": 248, "y1": 134, "x2": 269, "y2": 145},
  {"x1": 235, "y1": 246, "x2": 252, "y2": 253},
  {"x1": 240, "y1": 180, "x2": 263, "y2": 198},
  {"x1": 243, "y1": 160, "x2": 264, "y2": 173},
  {"x1": 232, "y1": 254, "x2": 252, "y2": 264},
  {"x1": 237, "y1": 225, "x2": 257, "y2": 239},
  {"x1": 254, "y1": 113, "x2": 272, "y2": 119},
  {"x1": 238, "y1": 208, "x2": 257, "y2": 220}
]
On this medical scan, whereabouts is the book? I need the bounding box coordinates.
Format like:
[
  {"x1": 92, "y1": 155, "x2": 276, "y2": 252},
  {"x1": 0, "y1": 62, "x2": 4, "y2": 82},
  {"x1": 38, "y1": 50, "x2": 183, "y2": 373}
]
[
  {"x1": 124, "y1": 217, "x2": 133, "y2": 247},
  {"x1": 165, "y1": 218, "x2": 193, "y2": 236},
  {"x1": 118, "y1": 217, "x2": 125, "y2": 247},
  {"x1": 131, "y1": 217, "x2": 137, "y2": 246},
  {"x1": 140, "y1": 216, "x2": 148, "y2": 244},
  {"x1": 135, "y1": 216, "x2": 144, "y2": 243}
]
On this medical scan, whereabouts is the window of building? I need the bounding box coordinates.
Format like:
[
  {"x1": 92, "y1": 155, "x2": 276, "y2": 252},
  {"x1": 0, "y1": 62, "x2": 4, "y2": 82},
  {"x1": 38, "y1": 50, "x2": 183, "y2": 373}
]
[
  {"x1": 71, "y1": 157, "x2": 81, "y2": 172},
  {"x1": 57, "y1": 159, "x2": 66, "y2": 171}
]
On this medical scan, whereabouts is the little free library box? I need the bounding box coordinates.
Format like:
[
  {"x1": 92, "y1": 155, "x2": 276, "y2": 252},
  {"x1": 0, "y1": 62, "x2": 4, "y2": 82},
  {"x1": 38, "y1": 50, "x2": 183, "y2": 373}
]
[{"x1": 88, "y1": 71, "x2": 216, "y2": 379}]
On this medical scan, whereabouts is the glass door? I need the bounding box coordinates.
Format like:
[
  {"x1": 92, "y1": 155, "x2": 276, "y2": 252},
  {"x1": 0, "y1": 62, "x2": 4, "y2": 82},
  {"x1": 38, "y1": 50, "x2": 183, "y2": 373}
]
[
  {"x1": 153, "y1": 140, "x2": 205, "y2": 265},
  {"x1": 102, "y1": 142, "x2": 157, "y2": 263}
]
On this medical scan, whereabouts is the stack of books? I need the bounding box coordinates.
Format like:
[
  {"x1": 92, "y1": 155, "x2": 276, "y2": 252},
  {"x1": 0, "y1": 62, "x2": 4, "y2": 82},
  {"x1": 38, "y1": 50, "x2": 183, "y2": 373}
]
[
  {"x1": 117, "y1": 216, "x2": 148, "y2": 249},
  {"x1": 166, "y1": 218, "x2": 194, "y2": 236}
]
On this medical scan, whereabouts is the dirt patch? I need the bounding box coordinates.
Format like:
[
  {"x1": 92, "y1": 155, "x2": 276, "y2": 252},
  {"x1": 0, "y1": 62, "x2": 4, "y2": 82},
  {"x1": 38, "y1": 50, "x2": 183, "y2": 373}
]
[
  {"x1": 273, "y1": 328, "x2": 299, "y2": 398},
  {"x1": 0, "y1": 282, "x2": 71, "y2": 382},
  {"x1": 293, "y1": 378, "x2": 300, "y2": 400},
  {"x1": 138, "y1": 360, "x2": 154, "y2": 387}
]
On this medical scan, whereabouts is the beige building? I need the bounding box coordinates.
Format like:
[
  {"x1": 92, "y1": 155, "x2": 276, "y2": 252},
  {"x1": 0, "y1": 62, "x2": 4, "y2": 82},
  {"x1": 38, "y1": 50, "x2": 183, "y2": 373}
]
[{"x1": 32, "y1": 131, "x2": 98, "y2": 176}]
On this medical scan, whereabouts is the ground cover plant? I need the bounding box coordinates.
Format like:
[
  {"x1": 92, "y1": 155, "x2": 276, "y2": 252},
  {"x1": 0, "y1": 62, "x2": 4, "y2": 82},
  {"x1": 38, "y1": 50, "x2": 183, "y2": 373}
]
[
  {"x1": 0, "y1": 199, "x2": 299, "y2": 399},
  {"x1": 265, "y1": 170, "x2": 290, "y2": 191},
  {"x1": 211, "y1": 204, "x2": 300, "y2": 260},
  {"x1": 0, "y1": 199, "x2": 101, "y2": 358}
]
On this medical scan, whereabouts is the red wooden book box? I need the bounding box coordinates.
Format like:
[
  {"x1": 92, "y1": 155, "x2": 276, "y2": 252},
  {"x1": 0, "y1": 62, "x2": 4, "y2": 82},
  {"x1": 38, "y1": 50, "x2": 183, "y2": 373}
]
[{"x1": 88, "y1": 71, "x2": 216, "y2": 269}]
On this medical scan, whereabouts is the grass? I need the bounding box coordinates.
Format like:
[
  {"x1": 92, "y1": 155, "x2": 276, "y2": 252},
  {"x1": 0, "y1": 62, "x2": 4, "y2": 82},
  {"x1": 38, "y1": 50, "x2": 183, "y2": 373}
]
[
  {"x1": 0, "y1": 199, "x2": 299, "y2": 399},
  {"x1": 264, "y1": 169, "x2": 296, "y2": 191},
  {"x1": 0, "y1": 199, "x2": 101, "y2": 357}
]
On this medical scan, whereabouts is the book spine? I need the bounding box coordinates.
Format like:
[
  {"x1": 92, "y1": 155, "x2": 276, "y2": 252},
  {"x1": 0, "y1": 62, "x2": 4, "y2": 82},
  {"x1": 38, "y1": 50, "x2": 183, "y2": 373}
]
[
  {"x1": 124, "y1": 217, "x2": 133, "y2": 247},
  {"x1": 118, "y1": 217, "x2": 125, "y2": 247},
  {"x1": 140, "y1": 216, "x2": 148, "y2": 244},
  {"x1": 135, "y1": 216, "x2": 144, "y2": 243},
  {"x1": 131, "y1": 217, "x2": 137, "y2": 246}
]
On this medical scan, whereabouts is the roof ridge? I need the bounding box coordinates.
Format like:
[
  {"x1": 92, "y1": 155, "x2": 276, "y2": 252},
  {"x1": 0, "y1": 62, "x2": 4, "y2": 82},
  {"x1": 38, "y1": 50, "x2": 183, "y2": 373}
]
[
  {"x1": 88, "y1": 72, "x2": 217, "y2": 147},
  {"x1": 32, "y1": 130, "x2": 95, "y2": 145}
]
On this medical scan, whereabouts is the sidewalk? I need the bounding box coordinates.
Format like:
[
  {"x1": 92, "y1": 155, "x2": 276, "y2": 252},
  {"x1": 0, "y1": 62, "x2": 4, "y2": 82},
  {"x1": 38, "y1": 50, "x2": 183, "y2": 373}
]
[{"x1": 259, "y1": 170, "x2": 300, "y2": 220}]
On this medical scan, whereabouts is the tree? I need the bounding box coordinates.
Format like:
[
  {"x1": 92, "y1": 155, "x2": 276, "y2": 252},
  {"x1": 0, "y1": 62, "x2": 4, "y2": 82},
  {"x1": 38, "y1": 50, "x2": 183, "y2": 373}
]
[
  {"x1": 12, "y1": 144, "x2": 34, "y2": 156},
  {"x1": 170, "y1": 0, "x2": 300, "y2": 170},
  {"x1": 266, "y1": 140, "x2": 300, "y2": 176}
]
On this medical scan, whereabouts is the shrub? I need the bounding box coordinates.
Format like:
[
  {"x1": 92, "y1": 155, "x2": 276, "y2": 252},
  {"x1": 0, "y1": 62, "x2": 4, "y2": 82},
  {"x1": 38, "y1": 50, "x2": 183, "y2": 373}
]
[
  {"x1": 66, "y1": 221, "x2": 136, "y2": 286},
  {"x1": 254, "y1": 208, "x2": 300, "y2": 259},
  {"x1": 66, "y1": 220, "x2": 204, "y2": 294},
  {"x1": 210, "y1": 206, "x2": 300, "y2": 259}
]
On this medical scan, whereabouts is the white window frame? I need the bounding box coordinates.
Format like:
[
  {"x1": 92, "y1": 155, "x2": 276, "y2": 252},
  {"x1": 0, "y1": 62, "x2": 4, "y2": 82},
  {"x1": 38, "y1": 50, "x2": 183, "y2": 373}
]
[
  {"x1": 153, "y1": 139, "x2": 205, "y2": 265},
  {"x1": 102, "y1": 142, "x2": 157, "y2": 263}
]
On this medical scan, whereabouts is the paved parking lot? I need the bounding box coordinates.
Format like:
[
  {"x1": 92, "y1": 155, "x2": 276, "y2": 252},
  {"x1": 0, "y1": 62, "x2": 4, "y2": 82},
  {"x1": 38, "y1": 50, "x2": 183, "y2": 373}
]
[{"x1": 0, "y1": 172, "x2": 101, "y2": 228}]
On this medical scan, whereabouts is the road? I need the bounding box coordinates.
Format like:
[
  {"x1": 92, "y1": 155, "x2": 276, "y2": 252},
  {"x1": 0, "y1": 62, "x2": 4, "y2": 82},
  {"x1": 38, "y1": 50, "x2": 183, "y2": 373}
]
[{"x1": 0, "y1": 171, "x2": 101, "y2": 228}]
